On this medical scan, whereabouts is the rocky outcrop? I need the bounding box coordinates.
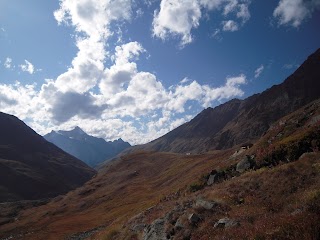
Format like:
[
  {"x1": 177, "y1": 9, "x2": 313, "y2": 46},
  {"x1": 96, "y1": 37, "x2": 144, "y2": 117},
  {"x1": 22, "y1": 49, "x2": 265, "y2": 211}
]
[
  {"x1": 143, "y1": 218, "x2": 167, "y2": 240},
  {"x1": 236, "y1": 155, "x2": 256, "y2": 173},
  {"x1": 195, "y1": 199, "x2": 217, "y2": 210}
]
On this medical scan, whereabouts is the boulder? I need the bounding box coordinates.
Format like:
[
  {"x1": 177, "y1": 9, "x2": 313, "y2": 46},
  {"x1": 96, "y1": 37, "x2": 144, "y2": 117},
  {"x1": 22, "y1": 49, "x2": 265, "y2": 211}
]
[
  {"x1": 174, "y1": 219, "x2": 184, "y2": 231},
  {"x1": 195, "y1": 199, "x2": 217, "y2": 210},
  {"x1": 143, "y1": 218, "x2": 167, "y2": 240},
  {"x1": 236, "y1": 156, "x2": 255, "y2": 173},
  {"x1": 207, "y1": 174, "x2": 217, "y2": 185},
  {"x1": 214, "y1": 218, "x2": 239, "y2": 228},
  {"x1": 188, "y1": 213, "x2": 200, "y2": 225}
]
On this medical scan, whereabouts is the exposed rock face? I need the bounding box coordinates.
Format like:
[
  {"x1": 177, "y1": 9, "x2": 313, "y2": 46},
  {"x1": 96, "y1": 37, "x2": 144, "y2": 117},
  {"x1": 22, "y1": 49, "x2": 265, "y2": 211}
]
[{"x1": 135, "y1": 48, "x2": 320, "y2": 153}]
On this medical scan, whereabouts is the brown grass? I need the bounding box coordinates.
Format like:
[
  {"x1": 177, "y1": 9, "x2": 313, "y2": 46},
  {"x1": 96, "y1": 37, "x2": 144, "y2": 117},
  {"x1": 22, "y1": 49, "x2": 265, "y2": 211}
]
[{"x1": 1, "y1": 100, "x2": 320, "y2": 239}]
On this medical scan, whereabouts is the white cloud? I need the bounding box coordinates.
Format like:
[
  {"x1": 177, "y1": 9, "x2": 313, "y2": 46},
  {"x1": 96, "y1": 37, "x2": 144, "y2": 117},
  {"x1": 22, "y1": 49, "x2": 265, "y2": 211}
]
[
  {"x1": 237, "y1": 3, "x2": 250, "y2": 22},
  {"x1": 202, "y1": 74, "x2": 246, "y2": 106},
  {"x1": 273, "y1": 0, "x2": 320, "y2": 27},
  {"x1": 152, "y1": 0, "x2": 251, "y2": 45},
  {"x1": 0, "y1": 0, "x2": 249, "y2": 146},
  {"x1": 152, "y1": 0, "x2": 202, "y2": 46},
  {"x1": 99, "y1": 41, "x2": 145, "y2": 98},
  {"x1": 19, "y1": 60, "x2": 35, "y2": 74},
  {"x1": 222, "y1": 20, "x2": 239, "y2": 31},
  {"x1": 0, "y1": 82, "x2": 44, "y2": 121},
  {"x1": 223, "y1": 0, "x2": 238, "y2": 15},
  {"x1": 180, "y1": 77, "x2": 191, "y2": 84},
  {"x1": 254, "y1": 65, "x2": 264, "y2": 78},
  {"x1": 199, "y1": 0, "x2": 223, "y2": 10},
  {"x1": 4, "y1": 57, "x2": 12, "y2": 69},
  {"x1": 54, "y1": 0, "x2": 132, "y2": 39},
  {"x1": 167, "y1": 81, "x2": 203, "y2": 113},
  {"x1": 52, "y1": 0, "x2": 133, "y2": 94}
]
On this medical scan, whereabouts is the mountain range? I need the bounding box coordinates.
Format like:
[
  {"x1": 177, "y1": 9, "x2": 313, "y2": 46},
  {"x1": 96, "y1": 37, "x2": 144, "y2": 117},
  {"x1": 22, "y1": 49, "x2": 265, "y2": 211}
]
[
  {"x1": 138, "y1": 48, "x2": 320, "y2": 153},
  {"x1": 0, "y1": 113, "x2": 95, "y2": 202},
  {"x1": 44, "y1": 127, "x2": 130, "y2": 167},
  {"x1": 0, "y1": 48, "x2": 320, "y2": 239}
]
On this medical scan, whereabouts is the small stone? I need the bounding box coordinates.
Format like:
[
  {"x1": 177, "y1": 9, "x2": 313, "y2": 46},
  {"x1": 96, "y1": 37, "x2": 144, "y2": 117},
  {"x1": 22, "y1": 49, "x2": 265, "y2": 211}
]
[
  {"x1": 188, "y1": 213, "x2": 200, "y2": 225},
  {"x1": 195, "y1": 199, "x2": 217, "y2": 210},
  {"x1": 214, "y1": 218, "x2": 239, "y2": 228},
  {"x1": 207, "y1": 174, "x2": 217, "y2": 185},
  {"x1": 174, "y1": 219, "x2": 184, "y2": 231}
]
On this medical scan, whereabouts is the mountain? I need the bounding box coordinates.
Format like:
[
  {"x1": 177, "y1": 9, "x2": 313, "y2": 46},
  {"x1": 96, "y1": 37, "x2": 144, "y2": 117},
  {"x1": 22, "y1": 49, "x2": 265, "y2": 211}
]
[
  {"x1": 139, "y1": 48, "x2": 320, "y2": 153},
  {"x1": 0, "y1": 112, "x2": 96, "y2": 202},
  {"x1": 44, "y1": 127, "x2": 131, "y2": 167},
  {"x1": 1, "y1": 98, "x2": 319, "y2": 239}
]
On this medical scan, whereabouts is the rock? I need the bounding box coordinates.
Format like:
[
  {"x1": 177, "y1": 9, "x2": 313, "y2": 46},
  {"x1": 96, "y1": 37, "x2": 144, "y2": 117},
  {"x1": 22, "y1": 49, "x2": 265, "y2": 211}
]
[
  {"x1": 214, "y1": 218, "x2": 239, "y2": 228},
  {"x1": 143, "y1": 218, "x2": 167, "y2": 240},
  {"x1": 195, "y1": 199, "x2": 217, "y2": 210},
  {"x1": 236, "y1": 156, "x2": 255, "y2": 173},
  {"x1": 131, "y1": 223, "x2": 146, "y2": 232},
  {"x1": 174, "y1": 219, "x2": 184, "y2": 231},
  {"x1": 291, "y1": 208, "x2": 303, "y2": 216},
  {"x1": 188, "y1": 213, "x2": 200, "y2": 225},
  {"x1": 207, "y1": 174, "x2": 217, "y2": 185}
]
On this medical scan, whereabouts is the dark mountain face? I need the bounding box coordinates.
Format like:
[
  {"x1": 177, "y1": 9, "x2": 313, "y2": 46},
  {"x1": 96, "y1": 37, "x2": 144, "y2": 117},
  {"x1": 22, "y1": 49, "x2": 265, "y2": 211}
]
[
  {"x1": 44, "y1": 127, "x2": 131, "y2": 168},
  {"x1": 141, "y1": 48, "x2": 320, "y2": 153},
  {"x1": 0, "y1": 112, "x2": 96, "y2": 202}
]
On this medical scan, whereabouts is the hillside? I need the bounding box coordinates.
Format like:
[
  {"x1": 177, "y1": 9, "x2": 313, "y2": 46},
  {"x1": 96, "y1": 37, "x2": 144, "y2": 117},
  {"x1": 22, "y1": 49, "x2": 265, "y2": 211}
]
[
  {"x1": 139, "y1": 48, "x2": 320, "y2": 153},
  {"x1": 0, "y1": 112, "x2": 96, "y2": 202},
  {"x1": 44, "y1": 127, "x2": 130, "y2": 167},
  {"x1": 0, "y1": 98, "x2": 319, "y2": 239}
]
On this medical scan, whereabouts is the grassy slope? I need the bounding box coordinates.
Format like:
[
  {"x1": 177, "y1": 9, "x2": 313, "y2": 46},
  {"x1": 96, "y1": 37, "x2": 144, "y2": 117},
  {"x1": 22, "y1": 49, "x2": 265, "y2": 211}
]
[
  {"x1": 0, "y1": 100, "x2": 320, "y2": 239},
  {"x1": 0, "y1": 149, "x2": 236, "y2": 239}
]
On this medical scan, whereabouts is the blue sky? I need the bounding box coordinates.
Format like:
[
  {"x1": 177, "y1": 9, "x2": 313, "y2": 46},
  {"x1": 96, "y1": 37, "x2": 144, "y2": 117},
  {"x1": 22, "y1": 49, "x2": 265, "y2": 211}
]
[{"x1": 0, "y1": 0, "x2": 319, "y2": 145}]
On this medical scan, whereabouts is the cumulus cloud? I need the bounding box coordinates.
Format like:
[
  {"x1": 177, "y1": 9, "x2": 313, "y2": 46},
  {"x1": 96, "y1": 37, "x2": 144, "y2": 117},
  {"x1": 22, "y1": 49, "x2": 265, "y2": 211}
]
[
  {"x1": 51, "y1": 0, "x2": 133, "y2": 95},
  {"x1": 0, "y1": 1, "x2": 250, "y2": 145},
  {"x1": 100, "y1": 41, "x2": 145, "y2": 97},
  {"x1": 222, "y1": 20, "x2": 239, "y2": 31},
  {"x1": 54, "y1": 0, "x2": 132, "y2": 39},
  {"x1": 273, "y1": 0, "x2": 320, "y2": 27},
  {"x1": 4, "y1": 57, "x2": 12, "y2": 69},
  {"x1": 236, "y1": 3, "x2": 250, "y2": 22},
  {"x1": 0, "y1": 83, "x2": 42, "y2": 120},
  {"x1": 152, "y1": 0, "x2": 251, "y2": 45},
  {"x1": 33, "y1": 0, "x2": 135, "y2": 122},
  {"x1": 19, "y1": 60, "x2": 35, "y2": 74},
  {"x1": 202, "y1": 74, "x2": 246, "y2": 106},
  {"x1": 152, "y1": 0, "x2": 202, "y2": 46},
  {"x1": 254, "y1": 65, "x2": 264, "y2": 78}
]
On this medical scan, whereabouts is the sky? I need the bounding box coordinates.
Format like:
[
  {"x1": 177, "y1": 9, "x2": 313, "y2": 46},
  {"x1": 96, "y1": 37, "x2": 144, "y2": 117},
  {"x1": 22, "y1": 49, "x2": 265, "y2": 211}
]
[{"x1": 0, "y1": 0, "x2": 320, "y2": 145}]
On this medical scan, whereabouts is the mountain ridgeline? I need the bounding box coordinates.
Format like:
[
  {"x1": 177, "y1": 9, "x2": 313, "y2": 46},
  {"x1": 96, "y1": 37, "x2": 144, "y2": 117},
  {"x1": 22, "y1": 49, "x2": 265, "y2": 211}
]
[
  {"x1": 44, "y1": 127, "x2": 131, "y2": 167},
  {"x1": 0, "y1": 113, "x2": 96, "y2": 202},
  {"x1": 140, "y1": 48, "x2": 320, "y2": 153}
]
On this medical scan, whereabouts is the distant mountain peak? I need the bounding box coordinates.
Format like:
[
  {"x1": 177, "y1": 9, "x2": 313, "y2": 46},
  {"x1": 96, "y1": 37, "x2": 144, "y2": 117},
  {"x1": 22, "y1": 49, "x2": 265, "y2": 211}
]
[
  {"x1": 70, "y1": 126, "x2": 86, "y2": 135},
  {"x1": 44, "y1": 128, "x2": 131, "y2": 167}
]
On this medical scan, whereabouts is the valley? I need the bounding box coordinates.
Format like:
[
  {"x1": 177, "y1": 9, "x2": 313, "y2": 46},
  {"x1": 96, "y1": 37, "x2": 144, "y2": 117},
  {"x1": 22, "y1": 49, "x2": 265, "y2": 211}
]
[{"x1": 0, "y1": 49, "x2": 319, "y2": 240}]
